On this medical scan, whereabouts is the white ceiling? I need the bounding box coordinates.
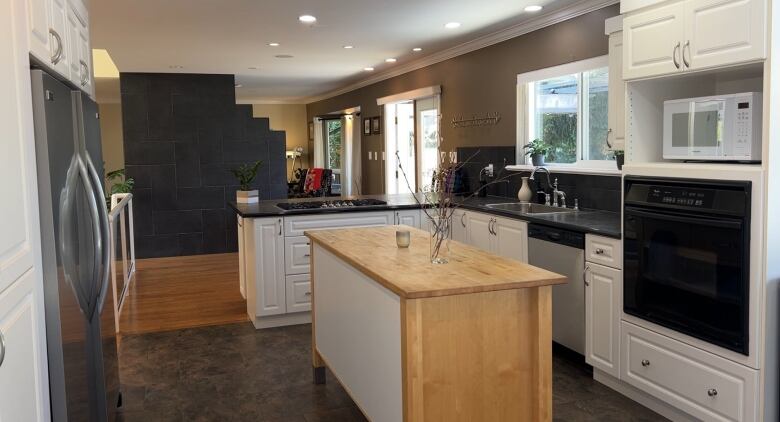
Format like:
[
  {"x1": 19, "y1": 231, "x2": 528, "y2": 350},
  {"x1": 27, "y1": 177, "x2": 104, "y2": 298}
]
[{"x1": 91, "y1": 0, "x2": 584, "y2": 103}]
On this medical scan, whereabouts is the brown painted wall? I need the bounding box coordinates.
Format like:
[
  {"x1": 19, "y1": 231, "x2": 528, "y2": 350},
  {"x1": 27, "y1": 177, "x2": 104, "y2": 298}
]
[{"x1": 306, "y1": 5, "x2": 618, "y2": 194}]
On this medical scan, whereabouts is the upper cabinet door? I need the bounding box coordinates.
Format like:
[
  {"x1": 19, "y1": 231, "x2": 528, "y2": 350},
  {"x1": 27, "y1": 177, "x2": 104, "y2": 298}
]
[
  {"x1": 623, "y1": 1, "x2": 685, "y2": 80},
  {"x1": 684, "y1": 0, "x2": 766, "y2": 71},
  {"x1": 26, "y1": 0, "x2": 51, "y2": 63},
  {"x1": 607, "y1": 32, "x2": 626, "y2": 148},
  {"x1": 48, "y1": 0, "x2": 70, "y2": 77}
]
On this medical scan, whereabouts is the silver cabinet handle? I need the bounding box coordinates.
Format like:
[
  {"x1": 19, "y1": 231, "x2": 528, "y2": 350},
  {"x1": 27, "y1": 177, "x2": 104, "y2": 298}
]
[
  {"x1": 304, "y1": 291, "x2": 312, "y2": 296},
  {"x1": 49, "y1": 29, "x2": 63, "y2": 64},
  {"x1": 641, "y1": 359, "x2": 650, "y2": 367},
  {"x1": 460, "y1": 212, "x2": 466, "y2": 228},
  {"x1": 303, "y1": 253, "x2": 310, "y2": 258},
  {"x1": 584, "y1": 265, "x2": 590, "y2": 286},
  {"x1": 707, "y1": 388, "x2": 718, "y2": 397},
  {"x1": 682, "y1": 40, "x2": 691, "y2": 68},
  {"x1": 278, "y1": 219, "x2": 282, "y2": 236},
  {"x1": 488, "y1": 218, "x2": 495, "y2": 235},
  {"x1": 0, "y1": 330, "x2": 5, "y2": 367},
  {"x1": 80, "y1": 60, "x2": 89, "y2": 86},
  {"x1": 673, "y1": 42, "x2": 681, "y2": 69},
  {"x1": 595, "y1": 248, "x2": 605, "y2": 255}
]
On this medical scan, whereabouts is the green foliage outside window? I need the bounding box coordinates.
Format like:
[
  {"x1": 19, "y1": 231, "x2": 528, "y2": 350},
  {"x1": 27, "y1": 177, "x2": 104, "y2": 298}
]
[
  {"x1": 541, "y1": 113, "x2": 577, "y2": 163},
  {"x1": 326, "y1": 120, "x2": 342, "y2": 169}
]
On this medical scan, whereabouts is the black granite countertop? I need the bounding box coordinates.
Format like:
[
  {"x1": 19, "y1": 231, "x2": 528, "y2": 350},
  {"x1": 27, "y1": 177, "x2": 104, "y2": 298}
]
[{"x1": 229, "y1": 193, "x2": 621, "y2": 239}]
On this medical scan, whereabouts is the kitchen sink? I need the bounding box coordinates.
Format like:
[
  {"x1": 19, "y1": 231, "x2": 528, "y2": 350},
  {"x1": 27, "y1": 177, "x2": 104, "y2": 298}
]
[{"x1": 485, "y1": 202, "x2": 576, "y2": 214}]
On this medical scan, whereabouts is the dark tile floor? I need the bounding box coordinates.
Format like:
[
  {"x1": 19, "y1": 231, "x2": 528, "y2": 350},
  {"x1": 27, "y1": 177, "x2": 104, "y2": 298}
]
[{"x1": 116, "y1": 322, "x2": 666, "y2": 422}]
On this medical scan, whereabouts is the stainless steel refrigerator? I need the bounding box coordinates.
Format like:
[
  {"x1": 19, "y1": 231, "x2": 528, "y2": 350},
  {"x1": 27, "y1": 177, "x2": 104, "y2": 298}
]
[{"x1": 30, "y1": 69, "x2": 120, "y2": 421}]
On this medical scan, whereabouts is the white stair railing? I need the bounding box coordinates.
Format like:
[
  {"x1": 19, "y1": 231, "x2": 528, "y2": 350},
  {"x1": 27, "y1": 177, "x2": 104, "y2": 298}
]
[{"x1": 108, "y1": 193, "x2": 136, "y2": 332}]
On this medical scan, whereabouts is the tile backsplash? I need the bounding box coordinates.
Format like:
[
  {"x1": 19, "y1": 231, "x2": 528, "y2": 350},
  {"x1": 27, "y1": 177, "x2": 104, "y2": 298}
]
[{"x1": 456, "y1": 146, "x2": 621, "y2": 213}]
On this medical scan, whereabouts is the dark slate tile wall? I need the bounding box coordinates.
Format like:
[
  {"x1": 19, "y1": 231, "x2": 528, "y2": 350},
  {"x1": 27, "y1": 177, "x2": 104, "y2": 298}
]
[
  {"x1": 457, "y1": 146, "x2": 622, "y2": 213},
  {"x1": 120, "y1": 73, "x2": 286, "y2": 258}
]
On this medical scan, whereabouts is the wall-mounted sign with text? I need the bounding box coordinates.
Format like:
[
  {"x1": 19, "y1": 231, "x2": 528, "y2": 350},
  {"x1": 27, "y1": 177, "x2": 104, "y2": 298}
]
[{"x1": 451, "y1": 112, "x2": 501, "y2": 128}]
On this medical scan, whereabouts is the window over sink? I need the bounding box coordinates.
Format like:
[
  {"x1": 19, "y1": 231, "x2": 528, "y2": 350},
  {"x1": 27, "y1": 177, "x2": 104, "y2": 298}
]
[{"x1": 516, "y1": 56, "x2": 616, "y2": 173}]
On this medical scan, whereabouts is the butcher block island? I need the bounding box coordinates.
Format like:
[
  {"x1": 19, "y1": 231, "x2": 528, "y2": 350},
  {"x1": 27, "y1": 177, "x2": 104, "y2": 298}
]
[{"x1": 306, "y1": 226, "x2": 566, "y2": 422}]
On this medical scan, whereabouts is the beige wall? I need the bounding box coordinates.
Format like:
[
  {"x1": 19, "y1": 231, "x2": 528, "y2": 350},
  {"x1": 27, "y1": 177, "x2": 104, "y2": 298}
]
[
  {"x1": 307, "y1": 5, "x2": 618, "y2": 194},
  {"x1": 98, "y1": 102, "x2": 125, "y2": 186},
  {"x1": 252, "y1": 104, "x2": 308, "y2": 180}
]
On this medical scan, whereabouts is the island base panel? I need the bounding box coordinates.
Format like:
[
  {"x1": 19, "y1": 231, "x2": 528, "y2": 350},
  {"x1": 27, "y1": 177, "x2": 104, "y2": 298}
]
[{"x1": 402, "y1": 286, "x2": 553, "y2": 422}]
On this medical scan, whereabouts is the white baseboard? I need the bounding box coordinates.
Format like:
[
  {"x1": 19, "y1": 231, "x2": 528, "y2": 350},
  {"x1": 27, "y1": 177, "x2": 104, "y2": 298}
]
[
  {"x1": 593, "y1": 370, "x2": 697, "y2": 422},
  {"x1": 251, "y1": 311, "x2": 311, "y2": 329}
]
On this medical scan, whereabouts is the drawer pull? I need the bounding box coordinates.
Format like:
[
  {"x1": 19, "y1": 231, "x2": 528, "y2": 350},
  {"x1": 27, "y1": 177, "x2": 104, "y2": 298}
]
[
  {"x1": 707, "y1": 388, "x2": 718, "y2": 397},
  {"x1": 595, "y1": 248, "x2": 605, "y2": 255},
  {"x1": 304, "y1": 291, "x2": 311, "y2": 296},
  {"x1": 303, "y1": 253, "x2": 310, "y2": 257},
  {"x1": 641, "y1": 359, "x2": 650, "y2": 367}
]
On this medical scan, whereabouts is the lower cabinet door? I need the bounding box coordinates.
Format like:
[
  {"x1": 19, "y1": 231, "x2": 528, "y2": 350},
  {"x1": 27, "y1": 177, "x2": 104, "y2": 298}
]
[
  {"x1": 622, "y1": 321, "x2": 758, "y2": 422},
  {"x1": 466, "y1": 211, "x2": 493, "y2": 252},
  {"x1": 286, "y1": 274, "x2": 312, "y2": 313},
  {"x1": 394, "y1": 209, "x2": 421, "y2": 228},
  {"x1": 0, "y1": 272, "x2": 49, "y2": 422},
  {"x1": 585, "y1": 263, "x2": 621, "y2": 378},
  {"x1": 492, "y1": 217, "x2": 528, "y2": 263},
  {"x1": 248, "y1": 218, "x2": 286, "y2": 317}
]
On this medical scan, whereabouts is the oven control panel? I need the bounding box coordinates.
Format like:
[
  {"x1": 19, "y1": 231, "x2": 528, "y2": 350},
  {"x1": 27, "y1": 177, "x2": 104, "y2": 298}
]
[{"x1": 647, "y1": 186, "x2": 715, "y2": 208}]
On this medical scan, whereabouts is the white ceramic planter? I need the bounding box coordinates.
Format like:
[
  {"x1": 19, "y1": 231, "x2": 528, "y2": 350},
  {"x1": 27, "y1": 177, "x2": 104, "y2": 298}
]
[{"x1": 236, "y1": 190, "x2": 259, "y2": 203}]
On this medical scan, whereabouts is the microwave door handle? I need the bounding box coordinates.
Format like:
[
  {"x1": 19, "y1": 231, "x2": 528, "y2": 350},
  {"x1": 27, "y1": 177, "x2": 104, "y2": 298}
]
[{"x1": 625, "y1": 208, "x2": 743, "y2": 230}]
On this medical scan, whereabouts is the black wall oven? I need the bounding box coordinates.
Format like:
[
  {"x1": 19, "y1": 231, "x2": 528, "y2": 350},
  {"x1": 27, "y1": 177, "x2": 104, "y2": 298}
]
[{"x1": 624, "y1": 176, "x2": 751, "y2": 355}]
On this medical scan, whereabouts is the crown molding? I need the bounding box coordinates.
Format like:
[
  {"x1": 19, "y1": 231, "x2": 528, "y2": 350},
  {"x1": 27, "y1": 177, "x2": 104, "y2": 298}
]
[{"x1": 302, "y1": 0, "x2": 619, "y2": 105}]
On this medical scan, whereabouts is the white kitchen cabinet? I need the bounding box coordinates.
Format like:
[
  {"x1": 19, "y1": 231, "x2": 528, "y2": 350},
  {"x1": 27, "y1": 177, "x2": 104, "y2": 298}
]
[
  {"x1": 0, "y1": 272, "x2": 48, "y2": 422},
  {"x1": 465, "y1": 211, "x2": 493, "y2": 252},
  {"x1": 585, "y1": 234, "x2": 622, "y2": 379},
  {"x1": 585, "y1": 262, "x2": 622, "y2": 378},
  {"x1": 622, "y1": 321, "x2": 758, "y2": 421},
  {"x1": 246, "y1": 217, "x2": 286, "y2": 317},
  {"x1": 493, "y1": 218, "x2": 528, "y2": 263},
  {"x1": 284, "y1": 236, "x2": 311, "y2": 275},
  {"x1": 48, "y1": 0, "x2": 70, "y2": 82},
  {"x1": 684, "y1": 0, "x2": 766, "y2": 72},
  {"x1": 65, "y1": 1, "x2": 92, "y2": 96},
  {"x1": 607, "y1": 28, "x2": 625, "y2": 150},
  {"x1": 623, "y1": 0, "x2": 766, "y2": 80},
  {"x1": 285, "y1": 274, "x2": 311, "y2": 313},
  {"x1": 237, "y1": 216, "x2": 246, "y2": 299},
  {"x1": 623, "y1": 1, "x2": 685, "y2": 80},
  {"x1": 25, "y1": 0, "x2": 51, "y2": 63},
  {"x1": 465, "y1": 211, "x2": 528, "y2": 263},
  {"x1": 393, "y1": 209, "x2": 421, "y2": 228},
  {"x1": 451, "y1": 209, "x2": 468, "y2": 244},
  {"x1": 284, "y1": 211, "x2": 393, "y2": 236}
]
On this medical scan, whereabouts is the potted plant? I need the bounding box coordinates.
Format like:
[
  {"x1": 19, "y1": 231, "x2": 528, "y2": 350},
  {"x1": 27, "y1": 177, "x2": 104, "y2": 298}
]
[
  {"x1": 232, "y1": 161, "x2": 263, "y2": 203},
  {"x1": 104, "y1": 168, "x2": 134, "y2": 209},
  {"x1": 612, "y1": 149, "x2": 625, "y2": 170},
  {"x1": 523, "y1": 138, "x2": 550, "y2": 167}
]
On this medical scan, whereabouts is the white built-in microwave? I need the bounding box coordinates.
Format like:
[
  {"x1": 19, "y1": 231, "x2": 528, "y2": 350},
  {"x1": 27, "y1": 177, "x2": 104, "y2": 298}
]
[{"x1": 663, "y1": 92, "x2": 762, "y2": 161}]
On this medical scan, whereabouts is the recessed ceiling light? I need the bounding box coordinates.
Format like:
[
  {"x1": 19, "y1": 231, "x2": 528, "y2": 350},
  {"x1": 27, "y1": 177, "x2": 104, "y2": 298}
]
[
  {"x1": 412, "y1": 47, "x2": 422, "y2": 52},
  {"x1": 444, "y1": 22, "x2": 461, "y2": 29},
  {"x1": 268, "y1": 42, "x2": 280, "y2": 47},
  {"x1": 343, "y1": 45, "x2": 354, "y2": 49},
  {"x1": 275, "y1": 54, "x2": 294, "y2": 59},
  {"x1": 298, "y1": 14, "x2": 317, "y2": 23},
  {"x1": 168, "y1": 65, "x2": 183, "y2": 69},
  {"x1": 385, "y1": 58, "x2": 397, "y2": 63},
  {"x1": 524, "y1": 5, "x2": 543, "y2": 12},
  {"x1": 364, "y1": 67, "x2": 374, "y2": 71}
]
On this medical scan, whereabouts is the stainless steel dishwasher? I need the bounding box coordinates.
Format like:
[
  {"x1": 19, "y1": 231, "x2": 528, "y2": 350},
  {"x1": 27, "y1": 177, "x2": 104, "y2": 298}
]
[{"x1": 528, "y1": 223, "x2": 585, "y2": 355}]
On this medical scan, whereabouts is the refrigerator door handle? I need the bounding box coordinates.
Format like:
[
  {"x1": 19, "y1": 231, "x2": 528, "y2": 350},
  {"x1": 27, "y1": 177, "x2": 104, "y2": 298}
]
[{"x1": 85, "y1": 152, "x2": 112, "y2": 314}]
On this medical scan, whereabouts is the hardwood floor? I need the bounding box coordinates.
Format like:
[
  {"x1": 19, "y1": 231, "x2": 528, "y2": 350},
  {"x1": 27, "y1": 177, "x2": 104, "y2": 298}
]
[{"x1": 119, "y1": 253, "x2": 248, "y2": 335}]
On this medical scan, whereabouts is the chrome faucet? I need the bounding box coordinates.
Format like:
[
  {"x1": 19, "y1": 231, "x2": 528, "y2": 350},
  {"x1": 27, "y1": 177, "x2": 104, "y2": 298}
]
[
  {"x1": 530, "y1": 167, "x2": 555, "y2": 206},
  {"x1": 553, "y1": 178, "x2": 567, "y2": 208}
]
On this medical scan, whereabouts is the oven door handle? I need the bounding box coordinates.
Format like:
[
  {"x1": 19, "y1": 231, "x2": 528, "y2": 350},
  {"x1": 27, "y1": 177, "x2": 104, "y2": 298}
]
[{"x1": 625, "y1": 207, "x2": 743, "y2": 230}]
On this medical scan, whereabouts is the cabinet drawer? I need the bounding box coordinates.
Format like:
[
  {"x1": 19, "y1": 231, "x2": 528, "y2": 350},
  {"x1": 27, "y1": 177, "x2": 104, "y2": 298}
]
[
  {"x1": 585, "y1": 234, "x2": 622, "y2": 269},
  {"x1": 286, "y1": 274, "x2": 311, "y2": 313},
  {"x1": 622, "y1": 322, "x2": 757, "y2": 421},
  {"x1": 284, "y1": 211, "x2": 393, "y2": 237},
  {"x1": 285, "y1": 236, "x2": 311, "y2": 275}
]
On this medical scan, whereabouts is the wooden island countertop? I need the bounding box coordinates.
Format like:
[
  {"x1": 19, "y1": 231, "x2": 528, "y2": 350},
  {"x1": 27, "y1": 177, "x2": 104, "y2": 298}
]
[{"x1": 305, "y1": 225, "x2": 566, "y2": 299}]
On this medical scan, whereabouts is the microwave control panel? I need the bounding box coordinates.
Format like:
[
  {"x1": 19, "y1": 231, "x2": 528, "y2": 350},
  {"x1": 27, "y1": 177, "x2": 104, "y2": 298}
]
[
  {"x1": 647, "y1": 186, "x2": 715, "y2": 208},
  {"x1": 734, "y1": 100, "x2": 752, "y2": 155}
]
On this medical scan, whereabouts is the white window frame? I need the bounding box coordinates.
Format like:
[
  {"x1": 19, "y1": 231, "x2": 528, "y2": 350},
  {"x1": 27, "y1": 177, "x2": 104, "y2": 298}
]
[{"x1": 510, "y1": 55, "x2": 619, "y2": 175}]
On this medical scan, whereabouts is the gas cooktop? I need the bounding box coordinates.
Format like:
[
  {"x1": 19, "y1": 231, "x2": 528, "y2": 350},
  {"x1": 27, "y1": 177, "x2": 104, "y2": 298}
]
[{"x1": 276, "y1": 199, "x2": 388, "y2": 210}]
